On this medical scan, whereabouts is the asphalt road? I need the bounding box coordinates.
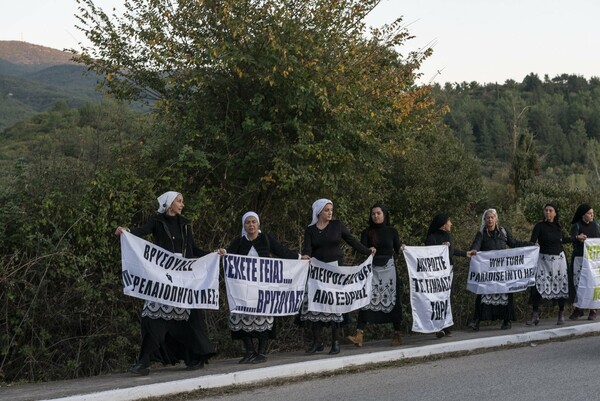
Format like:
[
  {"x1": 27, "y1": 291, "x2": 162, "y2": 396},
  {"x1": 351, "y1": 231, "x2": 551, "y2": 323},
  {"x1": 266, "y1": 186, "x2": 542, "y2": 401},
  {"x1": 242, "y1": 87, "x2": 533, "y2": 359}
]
[{"x1": 203, "y1": 335, "x2": 600, "y2": 401}]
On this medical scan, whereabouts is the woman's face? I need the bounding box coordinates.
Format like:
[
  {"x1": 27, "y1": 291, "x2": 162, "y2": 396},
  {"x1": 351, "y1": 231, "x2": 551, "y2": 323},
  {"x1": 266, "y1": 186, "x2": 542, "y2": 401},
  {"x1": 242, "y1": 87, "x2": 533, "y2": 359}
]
[
  {"x1": 485, "y1": 211, "x2": 497, "y2": 230},
  {"x1": 583, "y1": 209, "x2": 594, "y2": 223},
  {"x1": 244, "y1": 216, "x2": 259, "y2": 237},
  {"x1": 544, "y1": 206, "x2": 556, "y2": 222},
  {"x1": 168, "y1": 194, "x2": 184, "y2": 216},
  {"x1": 441, "y1": 219, "x2": 452, "y2": 232},
  {"x1": 319, "y1": 203, "x2": 334, "y2": 222},
  {"x1": 371, "y1": 207, "x2": 385, "y2": 224}
]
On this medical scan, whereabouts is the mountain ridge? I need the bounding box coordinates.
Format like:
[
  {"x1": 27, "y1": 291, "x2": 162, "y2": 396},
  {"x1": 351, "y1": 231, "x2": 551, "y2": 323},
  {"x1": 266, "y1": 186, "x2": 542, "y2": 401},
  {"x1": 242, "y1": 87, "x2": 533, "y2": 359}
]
[{"x1": 0, "y1": 40, "x2": 76, "y2": 67}]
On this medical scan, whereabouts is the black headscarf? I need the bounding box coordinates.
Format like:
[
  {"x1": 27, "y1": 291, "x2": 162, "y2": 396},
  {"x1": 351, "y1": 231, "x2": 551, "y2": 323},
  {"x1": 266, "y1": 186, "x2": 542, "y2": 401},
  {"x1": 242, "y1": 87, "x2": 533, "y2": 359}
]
[
  {"x1": 427, "y1": 213, "x2": 450, "y2": 237},
  {"x1": 571, "y1": 203, "x2": 592, "y2": 224}
]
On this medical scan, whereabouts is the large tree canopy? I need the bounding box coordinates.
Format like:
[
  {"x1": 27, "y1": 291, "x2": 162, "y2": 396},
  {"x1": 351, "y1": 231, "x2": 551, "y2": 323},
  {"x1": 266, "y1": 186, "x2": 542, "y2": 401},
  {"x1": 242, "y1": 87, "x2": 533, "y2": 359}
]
[{"x1": 74, "y1": 0, "x2": 443, "y2": 234}]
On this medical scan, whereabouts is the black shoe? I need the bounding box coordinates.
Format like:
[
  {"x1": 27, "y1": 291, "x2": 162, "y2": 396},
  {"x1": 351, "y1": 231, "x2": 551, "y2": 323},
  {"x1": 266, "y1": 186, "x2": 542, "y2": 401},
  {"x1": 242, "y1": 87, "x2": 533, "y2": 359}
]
[
  {"x1": 251, "y1": 354, "x2": 267, "y2": 364},
  {"x1": 328, "y1": 341, "x2": 340, "y2": 355},
  {"x1": 238, "y1": 352, "x2": 257, "y2": 364},
  {"x1": 501, "y1": 320, "x2": 512, "y2": 330},
  {"x1": 306, "y1": 342, "x2": 324, "y2": 354},
  {"x1": 467, "y1": 320, "x2": 479, "y2": 331},
  {"x1": 129, "y1": 362, "x2": 150, "y2": 376},
  {"x1": 435, "y1": 330, "x2": 446, "y2": 339},
  {"x1": 186, "y1": 360, "x2": 205, "y2": 371}
]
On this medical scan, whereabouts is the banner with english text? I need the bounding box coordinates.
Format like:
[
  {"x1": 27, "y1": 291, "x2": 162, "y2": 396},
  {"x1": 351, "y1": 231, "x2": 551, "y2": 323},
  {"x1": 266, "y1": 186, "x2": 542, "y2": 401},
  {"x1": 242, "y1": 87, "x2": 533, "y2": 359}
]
[
  {"x1": 574, "y1": 239, "x2": 600, "y2": 309},
  {"x1": 403, "y1": 245, "x2": 453, "y2": 333},
  {"x1": 467, "y1": 246, "x2": 538, "y2": 295},
  {"x1": 306, "y1": 255, "x2": 373, "y2": 314},
  {"x1": 120, "y1": 232, "x2": 220, "y2": 309},
  {"x1": 223, "y1": 254, "x2": 309, "y2": 316}
]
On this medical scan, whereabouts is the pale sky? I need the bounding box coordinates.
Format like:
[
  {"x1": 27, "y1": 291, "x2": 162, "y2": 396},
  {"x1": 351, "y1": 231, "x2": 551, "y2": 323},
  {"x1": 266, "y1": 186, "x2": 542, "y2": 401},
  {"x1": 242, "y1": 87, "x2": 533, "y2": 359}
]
[{"x1": 2, "y1": 0, "x2": 599, "y2": 84}]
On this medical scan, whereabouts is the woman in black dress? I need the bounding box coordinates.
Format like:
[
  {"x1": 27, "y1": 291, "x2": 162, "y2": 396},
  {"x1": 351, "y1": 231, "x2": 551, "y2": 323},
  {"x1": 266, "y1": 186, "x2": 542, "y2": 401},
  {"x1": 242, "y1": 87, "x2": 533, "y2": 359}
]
[
  {"x1": 527, "y1": 203, "x2": 571, "y2": 325},
  {"x1": 568, "y1": 203, "x2": 600, "y2": 320},
  {"x1": 347, "y1": 204, "x2": 403, "y2": 347},
  {"x1": 467, "y1": 208, "x2": 530, "y2": 331},
  {"x1": 300, "y1": 199, "x2": 375, "y2": 354},
  {"x1": 115, "y1": 191, "x2": 215, "y2": 375},
  {"x1": 220, "y1": 211, "x2": 299, "y2": 364},
  {"x1": 425, "y1": 213, "x2": 468, "y2": 338}
]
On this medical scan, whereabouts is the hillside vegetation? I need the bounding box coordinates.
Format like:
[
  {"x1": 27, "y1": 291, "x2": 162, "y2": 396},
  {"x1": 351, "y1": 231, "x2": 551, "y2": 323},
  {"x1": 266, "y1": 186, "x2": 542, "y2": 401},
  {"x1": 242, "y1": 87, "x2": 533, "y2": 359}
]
[{"x1": 0, "y1": 41, "x2": 104, "y2": 130}]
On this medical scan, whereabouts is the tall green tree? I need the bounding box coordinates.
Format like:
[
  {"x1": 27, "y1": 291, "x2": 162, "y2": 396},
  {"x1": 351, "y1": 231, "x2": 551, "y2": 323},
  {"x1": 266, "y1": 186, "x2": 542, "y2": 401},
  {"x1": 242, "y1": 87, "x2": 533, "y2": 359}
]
[{"x1": 74, "y1": 0, "x2": 442, "y2": 235}]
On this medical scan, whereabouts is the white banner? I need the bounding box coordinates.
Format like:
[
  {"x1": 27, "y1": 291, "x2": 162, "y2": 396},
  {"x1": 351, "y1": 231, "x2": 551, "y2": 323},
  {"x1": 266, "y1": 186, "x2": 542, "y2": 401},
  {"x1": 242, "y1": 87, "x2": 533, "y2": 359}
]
[
  {"x1": 120, "y1": 232, "x2": 220, "y2": 309},
  {"x1": 574, "y1": 239, "x2": 600, "y2": 309},
  {"x1": 223, "y1": 253, "x2": 309, "y2": 316},
  {"x1": 467, "y1": 246, "x2": 539, "y2": 294},
  {"x1": 306, "y1": 255, "x2": 373, "y2": 314},
  {"x1": 403, "y1": 245, "x2": 453, "y2": 333}
]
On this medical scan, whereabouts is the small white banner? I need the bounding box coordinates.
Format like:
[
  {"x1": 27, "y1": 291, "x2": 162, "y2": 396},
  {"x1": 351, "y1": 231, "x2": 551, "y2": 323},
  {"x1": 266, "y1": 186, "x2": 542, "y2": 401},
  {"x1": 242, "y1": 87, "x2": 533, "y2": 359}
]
[
  {"x1": 223, "y1": 253, "x2": 309, "y2": 316},
  {"x1": 120, "y1": 232, "x2": 220, "y2": 309},
  {"x1": 306, "y1": 255, "x2": 373, "y2": 314},
  {"x1": 574, "y1": 239, "x2": 600, "y2": 309},
  {"x1": 467, "y1": 246, "x2": 539, "y2": 294},
  {"x1": 403, "y1": 245, "x2": 453, "y2": 333}
]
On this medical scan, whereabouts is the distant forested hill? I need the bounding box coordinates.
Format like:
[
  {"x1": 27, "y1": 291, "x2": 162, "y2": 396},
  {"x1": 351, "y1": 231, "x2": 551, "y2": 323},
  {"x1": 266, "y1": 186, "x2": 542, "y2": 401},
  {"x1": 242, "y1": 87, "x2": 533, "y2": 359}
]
[
  {"x1": 0, "y1": 41, "x2": 104, "y2": 130},
  {"x1": 433, "y1": 73, "x2": 600, "y2": 187}
]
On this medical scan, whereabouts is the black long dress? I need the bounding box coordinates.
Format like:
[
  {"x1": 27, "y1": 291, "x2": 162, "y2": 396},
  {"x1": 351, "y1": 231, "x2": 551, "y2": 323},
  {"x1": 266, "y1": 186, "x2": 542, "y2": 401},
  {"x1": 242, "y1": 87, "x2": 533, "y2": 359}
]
[
  {"x1": 356, "y1": 223, "x2": 402, "y2": 330},
  {"x1": 300, "y1": 220, "x2": 371, "y2": 325},
  {"x1": 226, "y1": 233, "x2": 298, "y2": 340},
  {"x1": 469, "y1": 226, "x2": 530, "y2": 323},
  {"x1": 130, "y1": 213, "x2": 215, "y2": 367},
  {"x1": 529, "y1": 220, "x2": 571, "y2": 307}
]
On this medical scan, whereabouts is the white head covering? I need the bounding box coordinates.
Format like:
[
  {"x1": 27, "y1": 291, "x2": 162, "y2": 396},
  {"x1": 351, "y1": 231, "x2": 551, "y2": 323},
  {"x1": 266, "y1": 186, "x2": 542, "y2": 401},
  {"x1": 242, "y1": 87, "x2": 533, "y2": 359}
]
[
  {"x1": 309, "y1": 198, "x2": 333, "y2": 226},
  {"x1": 241, "y1": 211, "x2": 261, "y2": 239},
  {"x1": 480, "y1": 208, "x2": 498, "y2": 232},
  {"x1": 157, "y1": 191, "x2": 181, "y2": 213}
]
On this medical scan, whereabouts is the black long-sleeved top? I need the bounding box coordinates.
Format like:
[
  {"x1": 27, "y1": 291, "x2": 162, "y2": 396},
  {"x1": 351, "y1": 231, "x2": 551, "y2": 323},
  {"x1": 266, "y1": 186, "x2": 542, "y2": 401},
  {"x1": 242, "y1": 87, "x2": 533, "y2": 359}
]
[
  {"x1": 530, "y1": 220, "x2": 571, "y2": 255},
  {"x1": 570, "y1": 219, "x2": 600, "y2": 257},
  {"x1": 303, "y1": 220, "x2": 371, "y2": 264},
  {"x1": 426, "y1": 229, "x2": 467, "y2": 266},
  {"x1": 227, "y1": 233, "x2": 298, "y2": 259},
  {"x1": 130, "y1": 213, "x2": 208, "y2": 258},
  {"x1": 361, "y1": 224, "x2": 400, "y2": 266},
  {"x1": 470, "y1": 226, "x2": 530, "y2": 252}
]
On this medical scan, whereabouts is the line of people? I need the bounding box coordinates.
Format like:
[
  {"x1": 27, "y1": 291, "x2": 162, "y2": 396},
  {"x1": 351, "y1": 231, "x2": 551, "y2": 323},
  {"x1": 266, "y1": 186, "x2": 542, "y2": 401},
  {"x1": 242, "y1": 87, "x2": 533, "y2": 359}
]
[{"x1": 115, "y1": 191, "x2": 597, "y2": 375}]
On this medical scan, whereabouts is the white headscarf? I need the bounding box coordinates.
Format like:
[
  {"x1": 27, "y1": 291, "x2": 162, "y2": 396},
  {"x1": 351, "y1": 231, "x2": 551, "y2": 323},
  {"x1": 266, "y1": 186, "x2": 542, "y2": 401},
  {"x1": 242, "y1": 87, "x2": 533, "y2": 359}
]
[
  {"x1": 480, "y1": 208, "x2": 498, "y2": 232},
  {"x1": 309, "y1": 198, "x2": 333, "y2": 226},
  {"x1": 241, "y1": 211, "x2": 261, "y2": 239},
  {"x1": 157, "y1": 191, "x2": 181, "y2": 214}
]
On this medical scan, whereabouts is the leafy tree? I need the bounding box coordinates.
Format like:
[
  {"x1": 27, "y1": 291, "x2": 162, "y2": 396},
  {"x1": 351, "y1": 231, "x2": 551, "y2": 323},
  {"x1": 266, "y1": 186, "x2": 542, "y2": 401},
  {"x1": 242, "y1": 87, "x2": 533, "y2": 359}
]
[{"x1": 73, "y1": 0, "x2": 442, "y2": 237}]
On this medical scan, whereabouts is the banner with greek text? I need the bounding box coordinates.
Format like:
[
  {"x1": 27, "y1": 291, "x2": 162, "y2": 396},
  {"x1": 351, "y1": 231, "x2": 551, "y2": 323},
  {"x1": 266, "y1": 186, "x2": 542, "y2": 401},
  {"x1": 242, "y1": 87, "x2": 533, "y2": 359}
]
[
  {"x1": 574, "y1": 239, "x2": 600, "y2": 309},
  {"x1": 467, "y1": 246, "x2": 539, "y2": 294},
  {"x1": 403, "y1": 245, "x2": 453, "y2": 333},
  {"x1": 306, "y1": 255, "x2": 373, "y2": 314},
  {"x1": 120, "y1": 232, "x2": 220, "y2": 309},
  {"x1": 223, "y1": 254, "x2": 309, "y2": 316}
]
